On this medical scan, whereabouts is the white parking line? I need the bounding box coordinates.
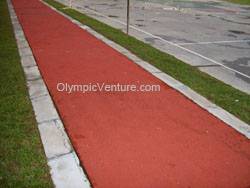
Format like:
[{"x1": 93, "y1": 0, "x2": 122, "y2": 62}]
[
  {"x1": 72, "y1": 3, "x2": 250, "y2": 80},
  {"x1": 176, "y1": 39, "x2": 250, "y2": 46}
]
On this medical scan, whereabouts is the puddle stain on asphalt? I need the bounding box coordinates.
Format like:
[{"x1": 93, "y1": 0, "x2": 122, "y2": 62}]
[
  {"x1": 228, "y1": 30, "x2": 248, "y2": 35},
  {"x1": 216, "y1": 43, "x2": 250, "y2": 50},
  {"x1": 223, "y1": 57, "x2": 250, "y2": 83}
]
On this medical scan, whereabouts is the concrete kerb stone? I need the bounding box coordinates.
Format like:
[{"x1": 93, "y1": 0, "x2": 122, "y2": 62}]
[
  {"x1": 23, "y1": 66, "x2": 41, "y2": 81},
  {"x1": 15, "y1": 29, "x2": 24, "y2": 36},
  {"x1": 15, "y1": 33, "x2": 26, "y2": 43},
  {"x1": 17, "y1": 39, "x2": 29, "y2": 49},
  {"x1": 13, "y1": 22, "x2": 22, "y2": 29},
  {"x1": 152, "y1": 72, "x2": 184, "y2": 88},
  {"x1": 48, "y1": 152, "x2": 90, "y2": 188},
  {"x1": 134, "y1": 60, "x2": 162, "y2": 73},
  {"x1": 42, "y1": 0, "x2": 250, "y2": 139},
  {"x1": 38, "y1": 119, "x2": 72, "y2": 159},
  {"x1": 79, "y1": 25, "x2": 89, "y2": 30},
  {"x1": 71, "y1": 19, "x2": 81, "y2": 26},
  {"x1": 31, "y1": 95, "x2": 59, "y2": 124},
  {"x1": 27, "y1": 78, "x2": 49, "y2": 99},
  {"x1": 7, "y1": 1, "x2": 92, "y2": 187},
  {"x1": 177, "y1": 85, "x2": 217, "y2": 109},
  {"x1": 10, "y1": 15, "x2": 17, "y2": 20},
  {"x1": 108, "y1": 43, "x2": 130, "y2": 53},
  {"x1": 207, "y1": 107, "x2": 250, "y2": 138},
  {"x1": 19, "y1": 47, "x2": 33, "y2": 57},
  {"x1": 21, "y1": 55, "x2": 37, "y2": 68}
]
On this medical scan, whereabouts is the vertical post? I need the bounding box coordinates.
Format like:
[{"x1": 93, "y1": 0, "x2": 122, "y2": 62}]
[
  {"x1": 69, "y1": 0, "x2": 72, "y2": 8},
  {"x1": 126, "y1": 0, "x2": 130, "y2": 35}
]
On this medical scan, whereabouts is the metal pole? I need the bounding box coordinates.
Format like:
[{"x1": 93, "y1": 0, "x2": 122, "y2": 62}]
[
  {"x1": 69, "y1": 0, "x2": 72, "y2": 8},
  {"x1": 126, "y1": 0, "x2": 130, "y2": 35}
]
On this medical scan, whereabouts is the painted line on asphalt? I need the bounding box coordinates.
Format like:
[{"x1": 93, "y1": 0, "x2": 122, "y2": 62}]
[
  {"x1": 176, "y1": 39, "x2": 250, "y2": 46},
  {"x1": 7, "y1": 1, "x2": 91, "y2": 187},
  {"x1": 71, "y1": 3, "x2": 250, "y2": 79},
  {"x1": 43, "y1": 0, "x2": 250, "y2": 139}
]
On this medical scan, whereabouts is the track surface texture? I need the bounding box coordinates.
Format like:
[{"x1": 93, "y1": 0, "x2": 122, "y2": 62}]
[{"x1": 12, "y1": 0, "x2": 250, "y2": 187}]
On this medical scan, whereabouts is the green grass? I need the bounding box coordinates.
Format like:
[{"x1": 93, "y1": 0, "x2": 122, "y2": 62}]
[
  {"x1": 225, "y1": 0, "x2": 250, "y2": 5},
  {"x1": 44, "y1": 0, "x2": 250, "y2": 125},
  {"x1": 0, "y1": 1, "x2": 53, "y2": 187}
]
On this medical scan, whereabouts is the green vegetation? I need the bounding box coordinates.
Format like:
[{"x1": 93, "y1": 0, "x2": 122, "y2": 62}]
[
  {"x1": 45, "y1": 0, "x2": 250, "y2": 125},
  {"x1": 225, "y1": 0, "x2": 250, "y2": 5},
  {"x1": 0, "y1": 1, "x2": 53, "y2": 187}
]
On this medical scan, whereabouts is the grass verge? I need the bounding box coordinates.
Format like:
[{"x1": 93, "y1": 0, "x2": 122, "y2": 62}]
[
  {"x1": 44, "y1": 0, "x2": 250, "y2": 124},
  {"x1": 0, "y1": 1, "x2": 53, "y2": 187},
  {"x1": 225, "y1": 0, "x2": 250, "y2": 5}
]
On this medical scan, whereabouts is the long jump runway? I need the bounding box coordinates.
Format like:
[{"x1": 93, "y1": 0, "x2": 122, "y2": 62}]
[{"x1": 12, "y1": 0, "x2": 250, "y2": 187}]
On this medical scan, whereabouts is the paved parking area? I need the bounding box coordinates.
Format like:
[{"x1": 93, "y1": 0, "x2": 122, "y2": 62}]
[{"x1": 58, "y1": 0, "x2": 250, "y2": 94}]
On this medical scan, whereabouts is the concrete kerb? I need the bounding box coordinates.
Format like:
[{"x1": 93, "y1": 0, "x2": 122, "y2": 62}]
[
  {"x1": 7, "y1": 1, "x2": 92, "y2": 187},
  {"x1": 21, "y1": 55, "x2": 37, "y2": 68},
  {"x1": 23, "y1": 66, "x2": 41, "y2": 81},
  {"x1": 27, "y1": 78, "x2": 48, "y2": 99},
  {"x1": 38, "y1": 119, "x2": 72, "y2": 159},
  {"x1": 42, "y1": 0, "x2": 250, "y2": 139}
]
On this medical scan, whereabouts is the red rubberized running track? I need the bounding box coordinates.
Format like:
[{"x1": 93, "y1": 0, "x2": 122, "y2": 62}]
[{"x1": 12, "y1": 0, "x2": 250, "y2": 187}]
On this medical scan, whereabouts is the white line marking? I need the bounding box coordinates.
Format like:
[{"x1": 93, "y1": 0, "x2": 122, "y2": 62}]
[
  {"x1": 177, "y1": 39, "x2": 250, "y2": 46},
  {"x1": 73, "y1": 4, "x2": 250, "y2": 79}
]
